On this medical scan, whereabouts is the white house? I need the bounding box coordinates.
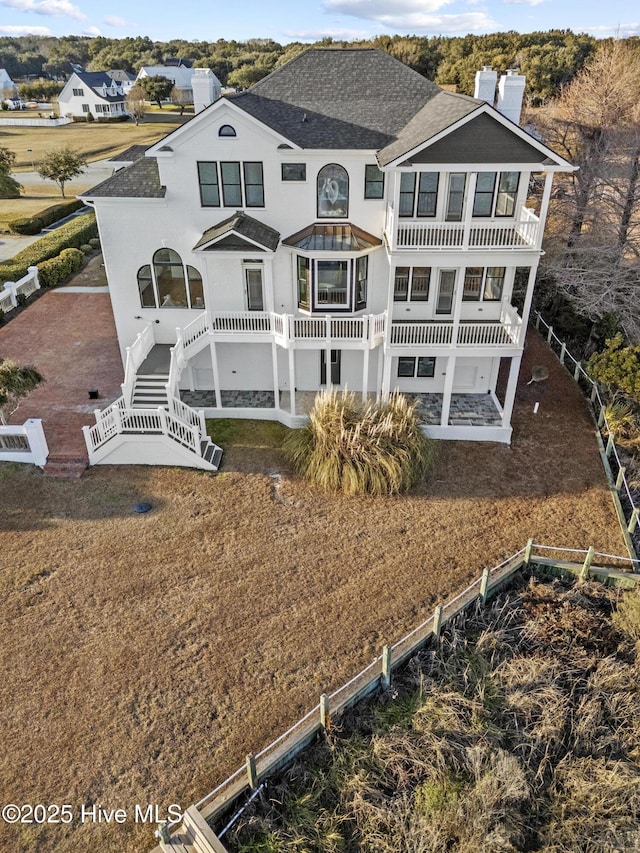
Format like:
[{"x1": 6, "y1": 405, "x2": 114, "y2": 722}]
[
  {"x1": 81, "y1": 49, "x2": 574, "y2": 471},
  {"x1": 57, "y1": 71, "x2": 128, "y2": 119},
  {"x1": 136, "y1": 64, "x2": 221, "y2": 103}
]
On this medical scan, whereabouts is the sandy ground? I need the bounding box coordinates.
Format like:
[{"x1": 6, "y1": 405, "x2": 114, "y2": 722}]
[{"x1": 0, "y1": 330, "x2": 628, "y2": 853}]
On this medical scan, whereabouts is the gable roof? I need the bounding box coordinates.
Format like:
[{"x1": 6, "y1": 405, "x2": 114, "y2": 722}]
[
  {"x1": 228, "y1": 48, "x2": 461, "y2": 150},
  {"x1": 194, "y1": 212, "x2": 280, "y2": 252},
  {"x1": 68, "y1": 71, "x2": 125, "y2": 102},
  {"x1": 81, "y1": 157, "x2": 166, "y2": 199}
]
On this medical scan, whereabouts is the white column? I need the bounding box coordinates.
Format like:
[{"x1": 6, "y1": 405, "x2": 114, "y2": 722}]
[
  {"x1": 186, "y1": 362, "x2": 195, "y2": 392},
  {"x1": 376, "y1": 347, "x2": 384, "y2": 402},
  {"x1": 536, "y1": 171, "x2": 554, "y2": 250},
  {"x1": 520, "y1": 265, "x2": 539, "y2": 335},
  {"x1": 209, "y1": 340, "x2": 222, "y2": 409},
  {"x1": 264, "y1": 256, "x2": 275, "y2": 314},
  {"x1": 362, "y1": 346, "x2": 370, "y2": 402},
  {"x1": 501, "y1": 355, "x2": 522, "y2": 428},
  {"x1": 325, "y1": 316, "x2": 332, "y2": 387},
  {"x1": 288, "y1": 347, "x2": 296, "y2": 415},
  {"x1": 381, "y1": 351, "x2": 393, "y2": 401},
  {"x1": 441, "y1": 355, "x2": 456, "y2": 427},
  {"x1": 271, "y1": 342, "x2": 280, "y2": 410},
  {"x1": 24, "y1": 418, "x2": 49, "y2": 467},
  {"x1": 462, "y1": 172, "x2": 477, "y2": 250}
]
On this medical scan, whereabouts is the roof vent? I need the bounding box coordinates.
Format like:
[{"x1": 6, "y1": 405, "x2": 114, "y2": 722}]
[{"x1": 302, "y1": 113, "x2": 308, "y2": 122}]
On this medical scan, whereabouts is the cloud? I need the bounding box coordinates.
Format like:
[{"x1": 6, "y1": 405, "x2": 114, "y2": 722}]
[
  {"x1": 283, "y1": 27, "x2": 377, "y2": 41},
  {"x1": 321, "y1": 0, "x2": 495, "y2": 32},
  {"x1": 0, "y1": 23, "x2": 52, "y2": 33},
  {"x1": 504, "y1": 0, "x2": 547, "y2": 6},
  {"x1": 581, "y1": 22, "x2": 640, "y2": 37},
  {"x1": 325, "y1": 0, "x2": 452, "y2": 16},
  {"x1": 0, "y1": 0, "x2": 86, "y2": 20},
  {"x1": 82, "y1": 25, "x2": 101, "y2": 36},
  {"x1": 104, "y1": 15, "x2": 129, "y2": 27}
]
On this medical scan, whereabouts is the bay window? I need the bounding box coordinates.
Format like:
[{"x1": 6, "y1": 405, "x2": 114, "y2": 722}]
[{"x1": 296, "y1": 254, "x2": 370, "y2": 312}]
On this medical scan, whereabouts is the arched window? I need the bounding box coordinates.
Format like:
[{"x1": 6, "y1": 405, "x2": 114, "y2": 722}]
[
  {"x1": 317, "y1": 164, "x2": 349, "y2": 218},
  {"x1": 137, "y1": 251, "x2": 205, "y2": 309},
  {"x1": 187, "y1": 266, "x2": 204, "y2": 308},
  {"x1": 153, "y1": 248, "x2": 187, "y2": 307},
  {"x1": 218, "y1": 124, "x2": 236, "y2": 137},
  {"x1": 137, "y1": 265, "x2": 155, "y2": 307}
]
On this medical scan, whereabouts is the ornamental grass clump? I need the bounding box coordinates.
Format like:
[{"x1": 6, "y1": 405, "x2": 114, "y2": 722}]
[{"x1": 283, "y1": 389, "x2": 435, "y2": 495}]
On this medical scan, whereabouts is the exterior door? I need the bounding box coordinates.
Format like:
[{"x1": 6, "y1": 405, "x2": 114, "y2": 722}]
[
  {"x1": 320, "y1": 350, "x2": 341, "y2": 385},
  {"x1": 436, "y1": 270, "x2": 456, "y2": 315},
  {"x1": 244, "y1": 266, "x2": 264, "y2": 311}
]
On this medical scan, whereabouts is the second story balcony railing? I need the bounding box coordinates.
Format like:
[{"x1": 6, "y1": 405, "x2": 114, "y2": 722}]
[{"x1": 385, "y1": 203, "x2": 540, "y2": 252}]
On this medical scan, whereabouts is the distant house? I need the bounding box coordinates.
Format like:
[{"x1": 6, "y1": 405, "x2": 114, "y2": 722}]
[
  {"x1": 57, "y1": 71, "x2": 128, "y2": 119},
  {"x1": 136, "y1": 64, "x2": 221, "y2": 103},
  {"x1": 107, "y1": 69, "x2": 136, "y2": 95},
  {"x1": 0, "y1": 68, "x2": 16, "y2": 96}
]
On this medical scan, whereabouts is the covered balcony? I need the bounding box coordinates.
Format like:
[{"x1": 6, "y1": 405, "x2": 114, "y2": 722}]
[{"x1": 384, "y1": 203, "x2": 540, "y2": 252}]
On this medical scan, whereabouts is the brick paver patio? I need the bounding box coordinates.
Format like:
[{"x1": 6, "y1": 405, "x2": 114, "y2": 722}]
[{"x1": 0, "y1": 291, "x2": 123, "y2": 471}]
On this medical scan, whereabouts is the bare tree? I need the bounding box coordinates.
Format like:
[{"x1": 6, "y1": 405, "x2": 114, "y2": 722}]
[
  {"x1": 126, "y1": 84, "x2": 146, "y2": 125},
  {"x1": 170, "y1": 85, "x2": 191, "y2": 115},
  {"x1": 532, "y1": 39, "x2": 640, "y2": 343}
]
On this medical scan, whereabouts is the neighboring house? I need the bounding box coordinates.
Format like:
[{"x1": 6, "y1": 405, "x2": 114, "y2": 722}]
[
  {"x1": 0, "y1": 68, "x2": 16, "y2": 96},
  {"x1": 57, "y1": 71, "x2": 128, "y2": 119},
  {"x1": 136, "y1": 64, "x2": 221, "y2": 103},
  {"x1": 81, "y1": 49, "x2": 573, "y2": 471},
  {"x1": 106, "y1": 69, "x2": 136, "y2": 95}
]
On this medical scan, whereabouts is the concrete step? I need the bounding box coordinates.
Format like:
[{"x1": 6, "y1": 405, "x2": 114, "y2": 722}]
[{"x1": 43, "y1": 455, "x2": 88, "y2": 478}]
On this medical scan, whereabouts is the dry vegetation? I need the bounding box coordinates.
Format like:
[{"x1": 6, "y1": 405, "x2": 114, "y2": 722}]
[
  {"x1": 226, "y1": 573, "x2": 640, "y2": 852},
  {"x1": 0, "y1": 332, "x2": 631, "y2": 853}
]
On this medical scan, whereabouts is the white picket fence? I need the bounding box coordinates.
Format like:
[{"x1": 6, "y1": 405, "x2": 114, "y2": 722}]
[
  {"x1": 1, "y1": 266, "x2": 40, "y2": 315},
  {"x1": 0, "y1": 419, "x2": 48, "y2": 467}
]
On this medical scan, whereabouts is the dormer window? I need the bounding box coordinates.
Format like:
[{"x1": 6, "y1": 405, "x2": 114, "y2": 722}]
[
  {"x1": 317, "y1": 164, "x2": 348, "y2": 218},
  {"x1": 218, "y1": 125, "x2": 236, "y2": 137}
]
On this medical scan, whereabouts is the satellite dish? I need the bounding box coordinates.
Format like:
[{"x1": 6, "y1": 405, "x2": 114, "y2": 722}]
[{"x1": 527, "y1": 365, "x2": 550, "y2": 386}]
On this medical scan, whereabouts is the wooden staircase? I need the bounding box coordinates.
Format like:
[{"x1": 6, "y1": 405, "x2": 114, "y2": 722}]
[{"x1": 132, "y1": 374, "x2": 169, "y2": 408}]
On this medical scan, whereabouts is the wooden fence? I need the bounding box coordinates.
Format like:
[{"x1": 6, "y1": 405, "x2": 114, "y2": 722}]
[
  {"x1": 533, "y1": 311, "x2": 639, "y2": 560},
  {"x1": 152, "y1": 541, "x2": 639, "y2": 853}
]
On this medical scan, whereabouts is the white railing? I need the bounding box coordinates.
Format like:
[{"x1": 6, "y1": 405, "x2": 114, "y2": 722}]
[
  {"x1": 2, "y1": 266, "x2": 40, "y2": 314},
  {"x1": 213, "y1": 312, "x2": 272, "y2": 333},
  {"x1": 0, "y1": 419, "x2": 48, "y2": 467},
  {"x1": 86, "y1": 399, "x2": 200, "y2": 457},
  {"x1": 389, "y1": 318, "x2": 522, "y2": 348},
  {"x1": 372, "y1": 312, "x2": 386, "y2": 343},
  {"x1": 387, "y1": 205, "x2": 539, "y2": 250},
  {"x1": 181, "y1": 310, "x2": 211, "y2": 351},
  {"x1": 122, "y1": 323, "x2": 156, "y2": 404},
  {"x1": 390, "y1": 322, "x2": 454, "y2": 346}
]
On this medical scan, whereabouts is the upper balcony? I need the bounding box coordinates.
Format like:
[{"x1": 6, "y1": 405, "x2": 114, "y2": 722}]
[{"x1": 384, "y1": 203, "x2": 540, "y2": 252}]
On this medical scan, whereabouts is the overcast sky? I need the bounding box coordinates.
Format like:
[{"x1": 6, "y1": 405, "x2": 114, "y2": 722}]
[{"x1": 0, "y1": 0, "x2": 636, "y2": 43}]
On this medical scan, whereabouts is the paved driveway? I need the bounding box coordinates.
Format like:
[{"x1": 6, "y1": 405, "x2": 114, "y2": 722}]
[{"x1": 0, "y1": 289, "x2": 123, "y2": 465}]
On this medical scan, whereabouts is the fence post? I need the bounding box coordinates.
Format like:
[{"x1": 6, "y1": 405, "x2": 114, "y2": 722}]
[
  {"x1": 559, "y1": 342, "x2": 566, "y2": 365},
  {"x1": 546, "y1": 325, "x2": 553, "y2": 344},
  {"x1": 597, "y1": 406, "x2": 605, "y2": 428},
  {"x1": 605, "y1": 435, "x2": 614, "y2": 458},
  {"x1": 628, "y1": 508, "x2": 639, "y2": 535},
  {"x1": 320, "y1": 694, "x2": 330, "y2": 730},
  {"x1": 616, "y1": 466, "x2": 626, "y2": 491},
  {"x1": 580, "y1": 546, "x2": 595, "y2": 581},
  {"x1": 524, "y1": 538, "x2": 534, "y2": 566},
  {"x1": 590, "y1": 384, "x2": 598, "y2": 404},
  {"x1": 246, "y1": 754, "x2": 257, "y2": 789},
  {"x1": 573, "y1": 362, "x2": 581, "y2": 382},
  {"x1": 535, "y1": 312, "x2": 541, "y2": 331},
  {"x1": 381, "y1": 645, "x2": 392, "y2": 689},
  {"x1": 480, "y1": 567, "x2": 490, "y2": 604},
  {"x1": 433, "y1": 605, "x2": 444, "y2": 640}
]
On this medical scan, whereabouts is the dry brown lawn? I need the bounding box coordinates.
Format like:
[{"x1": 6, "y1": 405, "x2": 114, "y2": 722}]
[{"x1": 0, "y1": 331, "x2": 629, "y2": 853}]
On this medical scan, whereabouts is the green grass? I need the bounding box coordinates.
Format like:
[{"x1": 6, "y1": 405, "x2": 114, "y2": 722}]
[{"x1": 206, "y1": 418, "x2": 289, "y2": 449}]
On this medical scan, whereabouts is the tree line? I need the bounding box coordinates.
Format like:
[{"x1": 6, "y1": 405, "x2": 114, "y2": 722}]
[{"x1": 0, "y1": 30, "x2": 627, "y2": 102}]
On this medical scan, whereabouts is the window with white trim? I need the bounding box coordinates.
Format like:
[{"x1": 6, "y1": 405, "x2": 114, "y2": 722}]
[
  {"x1": 296, "y1": 255, "x2": 369, "y2": 312},
  {"x1": 137, "y1": 249, "x2": 204, "y2": 309},
  {"x1": 394, "y1": 266, "x2": 431, "y2": 302},
  {"x1": 397, "y1": 356, "x2": 436, "y2": 378},
  {"x1": 197, "y1": 161, "x2": 264, "y2": 208},
  {"x1": 463, "y1": 266, "x2": 506, "y2": 302},
  {"x1": 399, "y1": 172, "x2": 438, "y2": 217},
  {"x1": 364, "y1": 165, "x2": 384, "y2": 199},
  {"x1": 472, "y1": 172, "x2": 520, "y2": 217},
  {"x1": 317, "y1": 164, "x2": 348, "y2": 218},
  {"x1": 72, "y1": 88, "x2": 84, "y2": 96},
  {"x1": 282, "y1": 163, "x2": 306, "y2": 181}
]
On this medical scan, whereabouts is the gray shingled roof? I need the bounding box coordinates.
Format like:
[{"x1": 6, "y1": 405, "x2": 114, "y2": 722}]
[
  {"x1": 377, "y1": 90, "x2": 481, "y2": 166},
  {"x1": 108, "y1": 144, "x2": 149, "y2": 163},
  {"x1": 230, "y1": 48, "x2": 451, "y2": 150},
  {"x1": 83, "y1": 157, "x2": 166, "y2": 199},
  {"x1": 75, "y1": 70, "x2": 126, "y2": 103},
  {"x1": 194, "y1": 212, "x2": 280, "y2": 251}
]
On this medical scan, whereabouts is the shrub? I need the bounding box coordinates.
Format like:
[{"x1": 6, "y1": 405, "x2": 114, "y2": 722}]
[
  {"x1": 588, "y1": 333, "x2": 640, "y2": 402},
  {"x1": 37, "y1": 248, "x2": 84, "y2": 288},
  {"x1": 89, "y1": 237, "x2": 101, "y2": 249},
  {"x1": 16, "y1": 293, "x2": 27, "y2": 307},
  {"x1": 8, "y1": 217, "x2": 43, "y2": 236},
  {"x1": 0, "y1": 308, "x2": 4, "y2": 325},
  {"x1": 283, "y1": 389, "x2": 436, "y2": 496},
  {"x1": 0, "y1": 212, "x2": 97, "y2": 284},
  {"x1": 80, "y1": 244, "x2": 92, "y2": 254},
  {"x1": 8, "y1": 200, "x2": 84, "y2": 235}
]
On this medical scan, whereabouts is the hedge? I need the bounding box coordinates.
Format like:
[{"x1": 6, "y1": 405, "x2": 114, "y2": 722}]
[
  {"x1": 0, "y1": 211, "x2": 97, "y2": 284},
  {"x1": 8, "y1": 199, "x2": 84, "y2": 235},
  {"x1": 38, "y1": 248, "x2": 84, "y2": 288}
]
